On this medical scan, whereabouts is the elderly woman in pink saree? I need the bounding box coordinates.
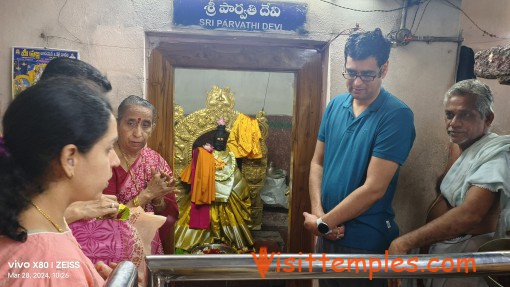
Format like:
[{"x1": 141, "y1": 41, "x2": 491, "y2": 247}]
[
  {"x1": 104, "y1": 95, "x2": 178, "y2": 253},
  {"x1": 102, "y1": 143, "x2": 178, "y2": 254},
  {"x1": 69, "y1": 95, "x2": 178, "y2": 269}
]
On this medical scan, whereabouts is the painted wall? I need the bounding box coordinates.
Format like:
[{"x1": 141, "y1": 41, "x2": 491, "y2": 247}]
[{"x1": 0, "y1": 0, "x2": 464, "y2": 237}]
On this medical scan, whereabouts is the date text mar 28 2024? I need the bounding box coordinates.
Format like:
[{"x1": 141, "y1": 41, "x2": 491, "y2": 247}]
[{"x1": 5, "y1": 260, "x2": 80, "y2": 280}]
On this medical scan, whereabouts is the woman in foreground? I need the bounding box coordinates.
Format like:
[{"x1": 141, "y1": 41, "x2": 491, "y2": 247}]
[{"x1": 0, "y1": 77, "x2": 120, "y2": 286}]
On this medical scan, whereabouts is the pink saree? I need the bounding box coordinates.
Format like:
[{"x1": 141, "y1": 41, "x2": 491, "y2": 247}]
[
  {"x1": 103, "y1": 147, "x2": 178, "y2": 253},
  {"x1": 70, "y1": 147, "x2": 178, "y2": 267},
  {"x1": 70, "y1": 212, "x2": 144, "y2": 266}
]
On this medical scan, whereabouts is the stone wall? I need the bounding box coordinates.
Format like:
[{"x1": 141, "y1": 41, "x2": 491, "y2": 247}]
[{"x1": 475, "y1": 45, "x2": 510, "y2": 85}]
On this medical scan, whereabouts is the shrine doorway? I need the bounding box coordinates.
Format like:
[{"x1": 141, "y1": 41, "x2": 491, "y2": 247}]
[{"x1": 146, "y1": 32, "x2": 328, "y2": 287}]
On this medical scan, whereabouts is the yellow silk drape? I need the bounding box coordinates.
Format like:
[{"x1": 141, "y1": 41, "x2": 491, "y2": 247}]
[{"x1": 227, "y1": 114, "x2": 262, "y2": 159}]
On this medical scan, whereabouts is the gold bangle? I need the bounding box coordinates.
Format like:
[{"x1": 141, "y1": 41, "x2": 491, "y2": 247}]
[{"x1": 133, "y1": 195, "x2": 140, "y2": 207}]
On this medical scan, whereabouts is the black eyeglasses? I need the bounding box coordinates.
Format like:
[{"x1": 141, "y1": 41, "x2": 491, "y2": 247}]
[{"x1": 342, "y1": 66, "x2": 382, "y2": 82}]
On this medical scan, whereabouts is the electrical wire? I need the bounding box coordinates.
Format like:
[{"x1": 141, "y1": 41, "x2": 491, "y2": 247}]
[
  {"x1": 57, "y1": 0, "x2": 83, "y2": 44},
  {"x1": 409, "y1": 1, "x2": 421, "y2": 31},
  {"x1": 439, "y1": 0, "x2": 510, "y2": 39},
  {"x1": 318, "y1": 0, "x2": 426, "y2": 13},
  {"x1": 261, "y1": 72, "x2": 270, "y2": 112},
  {"x1": 315, "y1": 25, "x2": 365, "y2": 53},
  {"x1": 329, "y1": 26, "x2": 363, "y2": 43},
  {"x1": 413, "y1": 0, "x2": 432, "y2": 34},
  {"x1": 319, "y1": 0, "x2": 509, "y2": 42},
  {"x1": 48, "y1": 0, "x2": 509, "y2": 51}
]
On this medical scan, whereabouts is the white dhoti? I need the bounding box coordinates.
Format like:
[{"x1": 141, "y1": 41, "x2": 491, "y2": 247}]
[{"x1": 426, "y1": 233, "x2": 493, "y2": 287}]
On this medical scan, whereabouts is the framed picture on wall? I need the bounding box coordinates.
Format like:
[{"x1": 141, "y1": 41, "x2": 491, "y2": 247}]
[{"x1": 12, "y1": 47, "x2": 79, "y2": 98}]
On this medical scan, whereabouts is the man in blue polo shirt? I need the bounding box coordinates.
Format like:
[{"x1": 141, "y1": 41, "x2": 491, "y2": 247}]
[{"x1": 303, "y1": 28, "x2": 416, "y2": 287}]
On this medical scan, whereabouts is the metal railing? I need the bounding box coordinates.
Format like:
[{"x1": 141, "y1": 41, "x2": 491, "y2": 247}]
[
  {"x1": 145, "y1": 251, "x2": 510, "y2": 286},
  {"x1": 105, "y1": 261, "x2": 138, "y2": 287}
]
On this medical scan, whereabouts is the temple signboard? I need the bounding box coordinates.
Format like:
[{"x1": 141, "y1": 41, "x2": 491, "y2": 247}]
[{"x1": 173, "y1": 0, "x2": 308, "y2": 33}]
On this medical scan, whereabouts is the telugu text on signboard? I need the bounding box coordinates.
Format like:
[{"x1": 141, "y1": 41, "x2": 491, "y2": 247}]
[{"x1": 173, "y1": 0, "x2": 307, "y2": 33}]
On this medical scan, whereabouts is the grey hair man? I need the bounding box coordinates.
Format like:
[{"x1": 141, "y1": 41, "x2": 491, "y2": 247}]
[{"x1": 388, "y1": 79, "x2": 510, "y2": 287}]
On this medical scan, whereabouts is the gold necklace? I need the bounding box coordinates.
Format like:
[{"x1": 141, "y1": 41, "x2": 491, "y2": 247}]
[
  {"x1": 117, "y1": 143, "x2": 145, "y2": 198},
  {"x1": 30, "y1": 202, "x2": 64, "y2": 233},
  {"x1": 117, "y1": 142, "x2": 138, "y2": 169}
]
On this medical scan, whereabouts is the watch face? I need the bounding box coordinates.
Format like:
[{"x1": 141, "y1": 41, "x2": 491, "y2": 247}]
[{"x1": 318, "y1": 222, "x2": 329, "y2": 234}]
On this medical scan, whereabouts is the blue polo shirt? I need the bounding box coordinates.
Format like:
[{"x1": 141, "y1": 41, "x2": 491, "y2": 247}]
[{"x1": 318, "y1": 88, "x2": 415, "y2": 252}]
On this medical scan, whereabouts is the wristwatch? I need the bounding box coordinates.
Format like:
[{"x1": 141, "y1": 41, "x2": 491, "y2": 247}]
[{"x1": 316, "y1": 217, "x2": 331, "y2": 235}]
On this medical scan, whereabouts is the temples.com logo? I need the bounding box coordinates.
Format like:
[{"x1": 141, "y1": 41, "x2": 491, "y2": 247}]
[{"x1": 252, "y1": 247, "x2": 477, "y2": 280}]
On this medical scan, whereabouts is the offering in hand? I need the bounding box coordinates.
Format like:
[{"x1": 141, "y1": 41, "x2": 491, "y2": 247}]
[
  {"x1": 116, "y1": 204, "x2": 130, "y2": 220},
  {"x1": 96, "y1": 203, "x2": 130, "y2": 220}
]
